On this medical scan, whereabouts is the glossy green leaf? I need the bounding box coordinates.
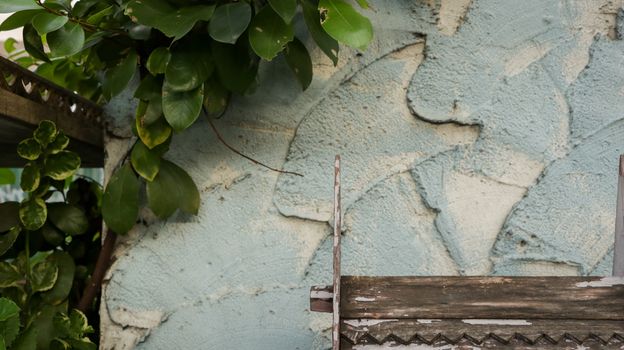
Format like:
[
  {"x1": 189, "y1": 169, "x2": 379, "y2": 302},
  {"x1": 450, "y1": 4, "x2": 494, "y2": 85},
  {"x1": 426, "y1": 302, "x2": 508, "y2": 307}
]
[
  {"x1": 211, "y1": 40, "x2": 259, "y2": 94},
  {"x1": 17, "y1": 138, "x2": 42, "y2": 160},
  {"x1": 147, "y1": 160, "x2": 200, "y2": 218},
  {"x1": 3, "y1": 38, "x2": 17, "y2": 54},
  {"x1": 249, "y1": 6, "x2": 294, "y2": 60},
  {"x1": 318, "y1": 0, "x2": 373, "y2": 50},
  {"x1": 102, "y1": 164, "x2": 139, "y2": 234},
  {"x1": 146, "y1": 47, "x2": 170, "y2": 75},
  {"x1": 34, "y1": 120, "x2": 58, "y2": 147},
  {"x1": 284, "y1": 38, "x2": 313, "y2": 90},
  {"x1": 0, "y1": 10, "x2": 43, "y2": 31},
  {"x1": 0, "y1": 227, "x2": 19, "y2": 256},
  {"x1": 42, "y1": 252, "x2": 75, "y2": 304},
  {"x1": 0, "y1": 298, "x2": 19, "y2": 347},
  {"x1": 203, "y1": 77, "x2": 229, "y2": 117},
  {"x1": 134, "y1": 74, "x2": 162, "y2": 101},
  {"x1": 0, "y1": 202, "x2": 19, "y2": 232},
  {"x1": 32, "y1": 12, "x2": 68, "y2": 35},
  {"x1": 164, "y1": 44, "x2": 212, "y2": 92},
  {"x1": 44, "y1": 151, "x2": 81, "y2": 180},
  {"x1": 125, "y1": 1, "x2": 215, "y2": 41},
  {"x1": 48, "y1": 131, "x2": 70, "y2": 154},
  {"x1": 103, "y1": 51, "x2": 138, "y2": 99},
  {"x1": 268, "y1": 0, "x2": 297, "y2": 23},
  {"x1": 48, "y1": 22, "x2": 85, "y2": 57},
  {"x1": 209, "y1": 3, "x2": 252, "y2": 44},
  {"x1": 86, "y1": 5, "x2": 113, "y2": 25},
  {"x1": 0, "y1": 169, "x2": 15, "y2": 185},
  {"x1": 162, "y1": 82, "x2": 204, "y2": 132},
  {"x1": 23, "y1": 24, "x2": 49, "y2": 63},
  {"x1": 131, "y1": 140, "x2": 161, "y2": 181},
  {"x1": 48, "y1": 203, "x2": 88, "y2": 235},
  {"x1": 355, "y1": 0, "x2": 369, "y2": 8},
  {"x1": 19, "y1": 198, "x2": 47, "y2": 231},
  {"x1": 0, "y1": 0, "x2": 40, "y2": 13},
  {"x1": 144, "y1": 97, "x2": 163, "y2": 125},
  {"x1": 136, "y1": 116, "x2": 172, "y2": 149},
  {"x1": 20, "y1": 163, "x2": 40, "y2": 192},
  {"x1": 31, "y1": 261, "x2": 58, "y2": 292},
  {"x1": 0, "y1": 262, "x2": 22, "y2": 288}
]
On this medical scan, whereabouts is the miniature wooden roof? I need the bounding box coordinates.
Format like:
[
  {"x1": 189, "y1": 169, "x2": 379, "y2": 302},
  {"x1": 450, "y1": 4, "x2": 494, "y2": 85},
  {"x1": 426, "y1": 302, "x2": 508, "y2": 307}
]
[{"x1": 0, "y1": 56, "x2": 103, "y2": 167}]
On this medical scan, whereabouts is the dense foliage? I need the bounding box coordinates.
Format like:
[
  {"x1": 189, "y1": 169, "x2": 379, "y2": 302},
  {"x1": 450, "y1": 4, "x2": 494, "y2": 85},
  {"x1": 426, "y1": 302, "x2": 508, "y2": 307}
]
[
  {"x1": 0, "y1": 0, "x2": 373, "y2": 234},
  {"x1": 0, "y1": 121, "x2": 100, "y2": 350}
]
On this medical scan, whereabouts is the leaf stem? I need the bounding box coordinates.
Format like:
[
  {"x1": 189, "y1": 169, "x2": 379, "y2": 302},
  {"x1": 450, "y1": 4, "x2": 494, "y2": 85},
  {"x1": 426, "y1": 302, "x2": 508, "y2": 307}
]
[
  {"x1": 206, "y1": 116, "x2": 304, "y2": 177},
  {"x1": 35, "y1": 0, "x2": 126, "y2": 35}
]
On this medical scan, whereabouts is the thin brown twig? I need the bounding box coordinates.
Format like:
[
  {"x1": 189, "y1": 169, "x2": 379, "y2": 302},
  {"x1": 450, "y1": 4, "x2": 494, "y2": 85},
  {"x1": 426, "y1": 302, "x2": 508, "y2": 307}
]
[
  {"x1": 36, "y1": 0, "x2": 126, "y2": 36},
  {"x1": 207, "y1": 117, "x2": 304, "y2": 177},
  {"x1": 77, "y1": 229, "x2": 117, "y2": 313}
]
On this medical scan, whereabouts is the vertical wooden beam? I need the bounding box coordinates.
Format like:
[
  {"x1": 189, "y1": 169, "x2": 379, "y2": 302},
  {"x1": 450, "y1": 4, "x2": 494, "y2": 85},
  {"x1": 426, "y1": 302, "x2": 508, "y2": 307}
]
[
  {"x1": 614, "y1": 155, "x2": 624, "y2": 276},
  {"x1": 333, "y1": 155, "x2": 342, "y2": 350}
]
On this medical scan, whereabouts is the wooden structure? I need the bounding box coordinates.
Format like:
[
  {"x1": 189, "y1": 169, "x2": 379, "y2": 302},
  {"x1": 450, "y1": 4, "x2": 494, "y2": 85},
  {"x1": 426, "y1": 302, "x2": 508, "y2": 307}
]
[
  {"x1": 311, "y1": 156, "x2": 624, "y2": 349},
  {"x1": 0, "y1": 56, "x2": 103, "y2": 167}
]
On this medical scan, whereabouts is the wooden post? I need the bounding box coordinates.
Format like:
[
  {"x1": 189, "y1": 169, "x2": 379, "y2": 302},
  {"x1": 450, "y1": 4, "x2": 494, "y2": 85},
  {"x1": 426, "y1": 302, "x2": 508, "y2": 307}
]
[
  {"x1": 614, "y1": 155, "x2": 624, "y2": 276},
  {"x1": 333, "y1": 155, "x2": 342, "y2": 350}
]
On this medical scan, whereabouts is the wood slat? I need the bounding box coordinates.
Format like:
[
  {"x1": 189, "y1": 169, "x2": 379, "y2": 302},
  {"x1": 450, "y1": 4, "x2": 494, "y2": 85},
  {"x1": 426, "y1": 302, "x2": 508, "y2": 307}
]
[{"x1": 341, "y1": 276, "x2": 624, "y2": 320}]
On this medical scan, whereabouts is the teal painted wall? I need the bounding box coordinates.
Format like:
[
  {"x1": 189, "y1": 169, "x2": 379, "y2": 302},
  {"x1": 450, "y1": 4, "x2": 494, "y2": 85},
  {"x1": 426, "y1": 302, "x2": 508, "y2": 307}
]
[{"x1": 101, "y1": 0, "x2": 624, "y2": 348}]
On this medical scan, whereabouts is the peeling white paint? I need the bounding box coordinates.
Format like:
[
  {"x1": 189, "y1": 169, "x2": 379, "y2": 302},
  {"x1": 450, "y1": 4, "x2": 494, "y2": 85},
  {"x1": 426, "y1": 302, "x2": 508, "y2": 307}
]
[
  {"x1": 461, "y1": 319, "x2": 532, "y2": 326},
  {"x1": 343, "y1": 319, "x2": 399, "y2": 327},
  {"x1": 416, "y1": 319, "x2": 442, "y2": 324},
  {"x1": 575, "y1": 277, "x2": 624, "y2": 288},
  {"x1": 310, "y1": 290, "x2": 333, "y2": 299},
  {"x1": 354, "y1": 297, "x2": 376, "y2": 302}
]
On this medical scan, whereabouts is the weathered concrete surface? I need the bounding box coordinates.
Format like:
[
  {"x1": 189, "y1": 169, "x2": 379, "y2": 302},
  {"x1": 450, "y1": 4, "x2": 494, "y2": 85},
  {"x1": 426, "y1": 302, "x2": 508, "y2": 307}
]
[{"x1": 102, "y1": 0, "x2": 624, "y2": 348}]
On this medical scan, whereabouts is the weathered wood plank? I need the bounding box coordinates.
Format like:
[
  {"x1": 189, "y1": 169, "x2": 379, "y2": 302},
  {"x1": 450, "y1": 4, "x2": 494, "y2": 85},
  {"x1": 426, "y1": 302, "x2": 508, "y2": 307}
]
[
  {"x1": 340, "y1": 276, "x2": 624, "y2": 320},
  {"x1": 340, "y1": 319, "x2": 624, "y2": 348},
  {"x1": 333, "y1": 155, "x2": 342, "y2": 350}
]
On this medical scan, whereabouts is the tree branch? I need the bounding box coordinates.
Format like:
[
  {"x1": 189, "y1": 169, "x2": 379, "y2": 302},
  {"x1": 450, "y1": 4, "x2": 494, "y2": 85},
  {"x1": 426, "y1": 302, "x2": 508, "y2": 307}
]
[{"x1": 77, "y1": 229, "x2": 117, "y2": 313}]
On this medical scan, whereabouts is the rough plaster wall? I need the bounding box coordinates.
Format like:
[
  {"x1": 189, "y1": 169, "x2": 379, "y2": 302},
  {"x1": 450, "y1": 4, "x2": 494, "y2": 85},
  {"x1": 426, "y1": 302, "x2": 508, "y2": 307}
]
[{"x1": 101, "y1": 0, "x2": 624, "y2": 348}]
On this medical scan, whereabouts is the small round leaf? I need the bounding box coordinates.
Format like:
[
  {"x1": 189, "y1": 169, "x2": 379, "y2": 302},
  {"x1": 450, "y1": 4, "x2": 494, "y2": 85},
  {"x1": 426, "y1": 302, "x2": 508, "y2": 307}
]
[
  {"x1": 20, "y1": 163, "x2": 40, "y2": 192},
  {"x1": 31, "y1": 261, "x2": 58, "y2": 292},
  {"x1": 17, "y1": 138, "x2": 42, "y2": 160},
  {"x1": 208, "y1": 3, "x2": 252, "y2": 44},
  {"x1": 34, "y1": 120, "x2": 58, "y2": 147},
  {"x1": 162, "y1": 82, "x2": 204, "y2": 132},
  {"x1": 47, "y1": 22, "x2": 85, "y2": 57},
  {"x1": 19, "y1": 198, "x2": 47, "y2": 231},
  {"x1": 102, "y1": 164, "x2": 139, "y2": 234},
  {"x1": 146, "y1": 47, "x2": 170, "y2": 75},
  {"x1": 48, "y1": 203, "x2": 89, "y2": 236},
  {"x1": 44, "y1": 151, "x2": 81, "y2": 181},
  {"x1": 32, "y1": 12, "x2": 68, "y2": 35},
  {"x1": 248, "y1": 6, "x2": 294, "y2": 61},
  {"x1": 318, "y1": 0, "x2": 373, "y2": 51}
]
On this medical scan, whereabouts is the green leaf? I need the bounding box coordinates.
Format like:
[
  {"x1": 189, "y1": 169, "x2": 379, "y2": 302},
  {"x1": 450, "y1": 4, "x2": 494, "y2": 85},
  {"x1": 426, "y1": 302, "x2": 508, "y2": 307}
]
[
  {"x1": 103, "y1": 51, "x2": 138, "y2": 99},
  {"x1": 19, "y1": 198, "x2": 47, "y2": 231},
  {"x1": 3, "y1": 38, "x2": 17, "y2": 54},
  {"x1": 30, "y1": 303, "x2": 67, "y2": 350},
  {"x1": 68, "y1": 309, "x2": 91, "y2": 336},
  {"x1": 41, "y1": 223, "x2": 64, "y2": 246},
  {"x1": 318, "y1": 0, "x2": 373, "y2": 51},
  {"x1": 0, "y1": 298, "x2": 19, "y2": 321},
  {"x1": 136, "y1": 116, "x2": 172, "y2": 149},
  {"x1": 0, "y1": 202, "x2": 19, "y2": 232},
  {"x1": 20, "y1": 163, "x2": 40, "y2": 192},
  {"x1": 42, "y1": 252, "x2": 75, "y2": 304},
  {"x1": 31, "y1": 261, "x2": 58, "y2": 292},
  {"x1": 48, "y1": 22, "x2": 85, "y2": 57},
  {"x1": 203, "y1": 78, "x2": 229, "y2": 117},
  {"x1": 268, "y1": 0, "x2": 298, "y2": 23},
  {"x1": 147, "y1": 160, "x2": 200, "y2": 218},
  {"x1": 131, "y1": 140, "x2": 161, "y2": 181},
  {"x1": 102, "y1": 164, "x2": 139, "y2": 234},
  {"x1": 211, "y1": 40, "x2": 259, "y2": 94},
  {"x1": 143, "y1": 97, "x2": 163, "y2": 125},
  {"x1": 208, "y1": 3, "x2": 252, "y2": 44},
  {"x1": 32, "y1": 12, "x2": 68, "y2": 35},
  {"x1": 0, "y1": 10, "x2": 43, "y2": 31},
  {"x1": 125, "y1": 1, "x2": 215, "y2": 41},
  {"x1": 0, "y1": 0, "x2": 40, "y2": 13},
  {"x1": 11, "y1": 326, "x2": 37, "y2": 350},
  {"x1": 0, "y1": 298, "x2": 20, "y2": 347},
  {"x1": 249, "y1": 6, "x2": 294, "y2": 60},
  {"x1": 23, "y1": 24, "x2": 49, "y2": 62},
  {"x1": 86, "y1": 5, "x2": 113, "y2": 25},
  {"x1": 48, "y1": 131, "x2": 70, "y2": 154},
  {"x1": 0, "y1": 169, "x2": 15, "y2": 185},
  {"x1": 164, "y1": 43, "x2": 212, "y2": 92},
  {"x1": 162, "y1": 82, "x2": 204, "y2": 132},
  {"x1": 0, "y1": 227, "x2": 20, "y2": 256},
  {"x1": 44, "y1": 151, "x2": 81, "y2": 180},
  {"x1": 17, "y1": 138, "x2": 42, "y2": 160},
  {"x1": 34, "y1": 120, "x2": 58, "y2": 147},
  {"x1": 48, "y1": 203, "x2": 88, "y2": 236},
  {"x1": 134, "y1": 75, "x2": 162, "y2": 101},
  {"x1": 146, "y1": 47, "x2": 170, "y2": 75},
  {"x1": 284, "y1": 38, "x2": 313, "y2": 90},
  {"x1": 0, "y1": 262, "x2": 22, "y2": 288}
]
